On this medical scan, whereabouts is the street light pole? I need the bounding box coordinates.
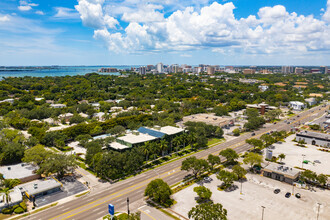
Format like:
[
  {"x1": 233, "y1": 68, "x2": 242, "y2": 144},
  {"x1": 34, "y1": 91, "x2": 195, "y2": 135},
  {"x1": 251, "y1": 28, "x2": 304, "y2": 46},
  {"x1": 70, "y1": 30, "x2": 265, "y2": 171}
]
[
  {"x1": 316, "y1": 203, "x2": 321, "y2": 220},
  {"x1": 261, "y1": 206, "x2": 265, "y2": 220},
  {"x1": 292, "y1": 184, "x2": 294, "y2": 195},
  {"x1": 301, "y1": 154, "x2": 306, "y2": 169},
  {"x1": 127, "y1": 197, "x2": 130, "y2": 216}
]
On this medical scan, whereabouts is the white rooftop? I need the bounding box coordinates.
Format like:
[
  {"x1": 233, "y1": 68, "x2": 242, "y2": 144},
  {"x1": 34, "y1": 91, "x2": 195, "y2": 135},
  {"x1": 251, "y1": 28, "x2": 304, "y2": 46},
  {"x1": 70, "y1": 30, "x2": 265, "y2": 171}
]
[
  {"x1": 108, "y1": 142, "x2": 130, "y2": 150},
  {"x1": 0, "y1": 187, "x2": 22, "y2": 209},
  {"x1": 0, "y1": 163, "x2": 38, "y2": 180},
  {"x1": 18, "y1": 178, "x2": 62, "y2": 197},
  {"x1": 289, "y1": 101, "x2": 304, "y2": 105},
  {"x1": 154, "y1": 126, "x2": 184, "y2": 135},
  {"x1": 117, "y1": 132, "x2": 157, "y2": 144}
]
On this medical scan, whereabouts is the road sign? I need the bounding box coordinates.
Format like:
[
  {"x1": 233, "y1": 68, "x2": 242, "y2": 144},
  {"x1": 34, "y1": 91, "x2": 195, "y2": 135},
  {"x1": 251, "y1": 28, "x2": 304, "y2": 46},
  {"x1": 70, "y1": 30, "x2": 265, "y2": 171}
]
[{"x1": 108, "y1": 204, "x2": 114, "y2": 215}]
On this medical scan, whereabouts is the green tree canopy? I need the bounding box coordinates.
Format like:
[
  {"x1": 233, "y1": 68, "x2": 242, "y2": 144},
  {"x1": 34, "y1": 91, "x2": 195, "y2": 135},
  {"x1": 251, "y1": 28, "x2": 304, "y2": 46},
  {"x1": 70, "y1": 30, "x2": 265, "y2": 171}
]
[
  {"x1": 219, "y1": 148, "x2": 239, "y2": 165},
  {"x1": 243, "y1": 152, "x2": 263, "y2": 169},
  {"x1": 188, "y1": 201, "x2": 227, "y2": 220},
  {"x1": 144, "y1": 179, "x2": 172, "y2": 207},
  {"x1": 193, "y1": 186, "x2": 212, "y2": 203},
  {"x1": 181, "y1": 156, "x2": 209, "y2": 178}
]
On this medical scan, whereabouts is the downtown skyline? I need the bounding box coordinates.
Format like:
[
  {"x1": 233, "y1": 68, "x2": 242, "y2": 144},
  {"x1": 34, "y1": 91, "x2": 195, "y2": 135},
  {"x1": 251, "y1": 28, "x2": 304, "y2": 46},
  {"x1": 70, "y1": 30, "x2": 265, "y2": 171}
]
[{"x1": 0, "y1": 0, "x2": 330, "y2": 66}]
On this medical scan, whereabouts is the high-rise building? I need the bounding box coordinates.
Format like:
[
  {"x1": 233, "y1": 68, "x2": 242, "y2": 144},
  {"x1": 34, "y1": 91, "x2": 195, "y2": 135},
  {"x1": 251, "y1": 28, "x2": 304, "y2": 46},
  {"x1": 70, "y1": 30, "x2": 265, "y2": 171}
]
[
  {"x1": 156, "y1": 63, "x2": 163, "y2": 73},
  {"x1": 146, "y1": 65, "x2": 155, "y2": 71},
  {"x1": 295, "y1": 67, "x2": 304, "y2": 74},
  {"x1": 281, "y1": 66, "x2": 294, "y2": 74},
  {"x1": 139, "y1": 66, "x2": 146, "y2": 75},
  {"x1": 320, "y1": 66, "x2": 328, "y2": 74},
  {"x1": 207, "y1": 66, "x2": 215, "y2": 75}
]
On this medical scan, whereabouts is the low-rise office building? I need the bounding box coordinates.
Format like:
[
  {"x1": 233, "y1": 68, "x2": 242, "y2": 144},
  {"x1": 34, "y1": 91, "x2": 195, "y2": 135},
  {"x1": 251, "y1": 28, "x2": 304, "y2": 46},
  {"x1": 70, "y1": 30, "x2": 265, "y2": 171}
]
[
  {"x1": 289, "y1": 101, "x2": 305, "y2": 111},
  {"x1": 262, "y1": 163, "x2": 300, "y2": 184},
  {"x1": 0, "y1": 163, "x2": 40, "y2": 183},
  {"x1": 296, "y1": 130, "x2": 330, "y2": 147},
  {"x1": 0, "y1": 187, "x2": 23, "y2": 211},
  {"x1": 18, "y1": 178, "x2": 62, "y2": 200},
  {"x1": 246, "y1": 103, "x2": 277, "y2": 115}
]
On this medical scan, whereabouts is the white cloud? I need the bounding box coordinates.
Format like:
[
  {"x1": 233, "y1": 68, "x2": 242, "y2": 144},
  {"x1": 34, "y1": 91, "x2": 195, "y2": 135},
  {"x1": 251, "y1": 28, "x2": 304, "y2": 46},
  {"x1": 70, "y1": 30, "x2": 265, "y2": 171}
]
[
  {"x1": 36, "y1": 10, "x2": 45, "y2": 15},
  {"x1": 18, "y1": 1, "x2": 39, "y2": 11},
  {"x1": 0, "y1": 15, "x2": 10, "y2": 22},
  {"x1": 75, "y1": 0, "x2": 118, "y2": 29},
  {"x1": 323, "y1": 0, "x2": 330, "y2": 22},
  {"x1": 54, "y1": 7, "x2": 79, "y2": 19},
  {"x1": 76, "y1": 1, "x2": 330, "y2": 56},
  {"x1": 18, "y1": 5, "x2": 32, "y2": 11}
]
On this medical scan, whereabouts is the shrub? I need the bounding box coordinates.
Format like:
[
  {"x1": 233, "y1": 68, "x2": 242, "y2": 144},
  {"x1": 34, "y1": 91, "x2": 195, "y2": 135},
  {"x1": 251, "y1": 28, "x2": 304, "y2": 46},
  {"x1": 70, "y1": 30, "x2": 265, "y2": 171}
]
[
  {"x1": 20, "y1": 201, "x2": 27, "y2": 211},
  {"x1": 2, "y1": 207, "x2": 13, "y2": 214},
  {"x1": 14, "y1": 207, "x2": 24, "y2": 214}
]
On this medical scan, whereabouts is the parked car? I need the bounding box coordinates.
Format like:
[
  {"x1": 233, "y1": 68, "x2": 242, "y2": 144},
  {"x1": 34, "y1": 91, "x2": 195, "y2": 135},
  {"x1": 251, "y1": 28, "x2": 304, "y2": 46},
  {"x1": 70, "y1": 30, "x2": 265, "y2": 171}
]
[
  {"x1": 285, "y1": 192, "x2": 291, "y2": 198},
  {"x1": 314, "y1": 160, "x2": 321, "y2": 164},
  {"x1": 295, "y1": 193, "x2": 301, "y2": 198},
  {"x1": 204, "y1": 177, "x2": 213, "y2": 182},
  {"x1": 251, "y1": 132, "x2": 256, "y2": 136},
  {"x1": 274, "y1": 189, "x2": 280, "y2": 194},
  {"x1": 184, "y1": 174, "x2": 193, "y2": 180}
]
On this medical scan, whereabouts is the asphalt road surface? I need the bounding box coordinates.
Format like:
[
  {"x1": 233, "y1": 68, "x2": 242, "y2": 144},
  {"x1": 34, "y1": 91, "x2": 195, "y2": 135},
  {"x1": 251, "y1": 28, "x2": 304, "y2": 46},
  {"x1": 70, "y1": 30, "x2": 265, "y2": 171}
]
[{"x1": 23, "y1": 104, "x2": 328, "y2": 220}]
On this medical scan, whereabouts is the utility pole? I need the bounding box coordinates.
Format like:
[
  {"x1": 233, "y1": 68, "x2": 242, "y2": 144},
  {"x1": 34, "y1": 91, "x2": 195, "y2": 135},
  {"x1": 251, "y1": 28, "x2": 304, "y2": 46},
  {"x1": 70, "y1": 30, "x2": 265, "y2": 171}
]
[
  {"x1": 127, "y1": 197, "x2": 130, "y2": 216},
  {"x1": 261, "y1": 206, "x2": 265, "y2": 220}
]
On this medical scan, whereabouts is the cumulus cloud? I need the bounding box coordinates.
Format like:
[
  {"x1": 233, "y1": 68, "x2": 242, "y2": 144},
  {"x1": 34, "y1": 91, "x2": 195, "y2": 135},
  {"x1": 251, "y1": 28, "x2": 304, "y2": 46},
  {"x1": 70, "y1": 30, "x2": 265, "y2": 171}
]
[
  {"x1": 18, "y1": 1, "x2": 38, "y2": 11},
  {"x1": 76, "y1": 0, "x2": 330, "y2": 55},
  {"x1": 323, "y1": 0, "x2": 330, "y2": 22},
  {"x1": 0, "y1": 15, "x2": 10, "y2": 22}
]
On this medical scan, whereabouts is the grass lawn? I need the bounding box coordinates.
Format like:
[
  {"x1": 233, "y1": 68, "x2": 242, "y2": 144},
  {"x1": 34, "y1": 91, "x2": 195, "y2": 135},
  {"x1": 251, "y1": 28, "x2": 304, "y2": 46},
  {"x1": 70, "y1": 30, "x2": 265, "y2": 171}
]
[{"x1": 208, "y1": 138, "x2": 225, "y2": 146}]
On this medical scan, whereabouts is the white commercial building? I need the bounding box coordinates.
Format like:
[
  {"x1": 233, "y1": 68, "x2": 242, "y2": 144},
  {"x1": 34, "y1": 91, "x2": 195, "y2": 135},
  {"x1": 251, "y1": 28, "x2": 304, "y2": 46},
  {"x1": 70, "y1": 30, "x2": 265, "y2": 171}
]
[{"x1": 289, "y1": 101, "x2": 305, "y2": 111}]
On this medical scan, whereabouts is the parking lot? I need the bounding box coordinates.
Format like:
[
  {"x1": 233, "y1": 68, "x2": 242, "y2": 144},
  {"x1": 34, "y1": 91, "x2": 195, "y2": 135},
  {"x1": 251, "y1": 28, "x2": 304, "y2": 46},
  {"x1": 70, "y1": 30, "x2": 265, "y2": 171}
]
[
  {"x1": 36, "y1": 176, "x2": 88, "y2": 207},
  {"x1": 172, "y1": 173, "x2": 330, "y2": 220},
  {"x1": 269, "y1": 135, "x2": 330, "y2": 175}
]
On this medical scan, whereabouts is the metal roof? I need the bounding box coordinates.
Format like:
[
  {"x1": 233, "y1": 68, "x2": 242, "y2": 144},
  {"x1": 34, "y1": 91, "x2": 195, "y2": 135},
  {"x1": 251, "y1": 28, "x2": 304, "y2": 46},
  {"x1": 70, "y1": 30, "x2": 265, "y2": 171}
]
[{"x1": 137, "y1": 127, "x2": 166, "y2": 138}]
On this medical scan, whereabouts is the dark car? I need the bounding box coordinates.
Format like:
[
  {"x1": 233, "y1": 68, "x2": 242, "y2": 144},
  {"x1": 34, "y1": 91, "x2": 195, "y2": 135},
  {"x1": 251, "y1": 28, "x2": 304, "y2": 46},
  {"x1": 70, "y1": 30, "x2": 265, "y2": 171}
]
[
  {"x1": 295, "y1": 193, "x2": 301, "y2": 198},
  {"x1": 251, "y1": 132, "x2": 256, "y2": 136},
  {"x1": 297, "y1": 115, "x2": 300, "y2": 117},
  {"x1": 287, "y1": 122, "x2": 290, "y2": 124},
  {"x1": 285, "y1": 192, "x2": 291, "y2": 198},
  {"x1": 274, "y1": 189, "x2": 280, "y2": 194}
]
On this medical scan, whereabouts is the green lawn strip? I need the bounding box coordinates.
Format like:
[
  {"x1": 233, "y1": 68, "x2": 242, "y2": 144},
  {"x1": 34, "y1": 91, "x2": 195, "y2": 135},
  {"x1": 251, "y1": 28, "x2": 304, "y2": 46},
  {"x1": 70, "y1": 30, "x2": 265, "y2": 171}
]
[
  {"x1": 75, "y1": 191, "x2": 90, "y2": 197},
  {"x1": 10, "y1": 203, "x2": 58, "y2": 220}
]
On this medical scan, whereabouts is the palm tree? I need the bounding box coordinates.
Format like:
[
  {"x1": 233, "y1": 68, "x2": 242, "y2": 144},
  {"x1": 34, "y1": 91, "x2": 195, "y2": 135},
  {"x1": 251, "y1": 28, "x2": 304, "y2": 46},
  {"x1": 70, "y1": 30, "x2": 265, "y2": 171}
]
[
  {"x1": 181, "y1": 132, "x2": 188, "y2": 148},
  {"x1": 1, "y1": 188, "x2": 13, "y2": 207},
  {"x1": 172, "y1": 136, "x2": 182, "y2": 153},
  {"x1": 278, "y1": 153, "x2": 286, "y2": 162},
  {"x1": 159, "y1": 139, "x2": 168, "y2": 156},
  {"x1": 187, "y1": 133, "x2": 196, "y2": 150},
  {"x1": 142, "y1": 142, "x2": 151, "y2": 161}
]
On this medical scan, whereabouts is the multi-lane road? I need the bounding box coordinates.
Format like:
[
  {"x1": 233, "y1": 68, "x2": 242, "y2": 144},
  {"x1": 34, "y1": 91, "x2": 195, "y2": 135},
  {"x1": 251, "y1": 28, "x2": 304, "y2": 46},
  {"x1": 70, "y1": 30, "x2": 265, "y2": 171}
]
[{"x1": 24, "y1": 104, "x2": 328, "y2": 220}]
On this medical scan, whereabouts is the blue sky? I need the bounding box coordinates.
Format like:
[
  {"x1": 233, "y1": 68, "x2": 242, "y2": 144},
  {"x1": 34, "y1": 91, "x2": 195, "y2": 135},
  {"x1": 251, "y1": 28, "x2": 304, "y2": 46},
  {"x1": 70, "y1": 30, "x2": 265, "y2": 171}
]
[{"x1": 0, "y1": 0, "x2": 330, "y2": 66}]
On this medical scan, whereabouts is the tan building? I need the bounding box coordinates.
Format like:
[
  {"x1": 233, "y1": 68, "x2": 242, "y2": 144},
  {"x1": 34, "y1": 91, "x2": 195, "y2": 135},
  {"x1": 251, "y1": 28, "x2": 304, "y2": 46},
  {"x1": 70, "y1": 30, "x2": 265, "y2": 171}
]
[
  {"x1": 207, "y1": 66, "x2": 215, "y2": 75},
  {"x1": 295, "y1": 67, "x2": 304, "y2": 74},
  {"x1": 262, "y1": 163, "x2": 300, "y2": 185},
  {"x1": 243, "y1": 69, "x2": 255, "y2": 74}
]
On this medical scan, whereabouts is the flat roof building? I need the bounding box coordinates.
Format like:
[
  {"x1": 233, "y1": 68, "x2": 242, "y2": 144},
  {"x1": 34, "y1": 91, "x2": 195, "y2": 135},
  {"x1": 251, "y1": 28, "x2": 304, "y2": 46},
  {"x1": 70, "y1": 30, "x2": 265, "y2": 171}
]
[
  {"x1": 0, "y1": 187, "x2": 23, "y2": 211},
  {"x1": 246, "y1": 103, "x2": 277, "y2": 115},
  {"x1": 50, "y1": 104, "x2": 66, "y2": 108},
  {"x1": 0, "y1": 163, "x2": 40, "y2": 183},
  {"x1": 18, "y1": 178, "x2": 62, "y2": 200},
  {"x1": 262, "y1": 163, "x2": 300, "y2": 184},
  {"x1": 116, "y1": 132, "x2": 158, "y2": 148},
  {"x1": 296, "y1": 130, "x2": 330, "y2": 148}
]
